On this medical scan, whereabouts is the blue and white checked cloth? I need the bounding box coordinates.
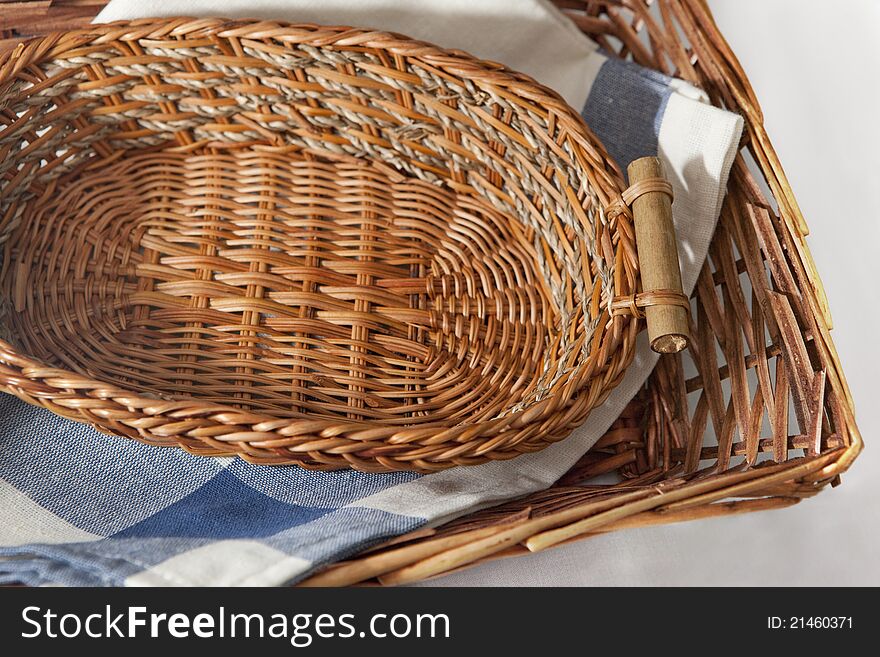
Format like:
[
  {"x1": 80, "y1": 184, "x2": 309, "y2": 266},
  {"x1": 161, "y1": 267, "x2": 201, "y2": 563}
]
[{"x1": 0, "y1": 0, "x2": 742, "y2": 586}]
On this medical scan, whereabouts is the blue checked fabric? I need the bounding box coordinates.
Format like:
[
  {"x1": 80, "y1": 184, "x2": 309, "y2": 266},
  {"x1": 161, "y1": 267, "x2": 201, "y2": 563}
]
[{"x1": 0, "y1": 1, "x2": 743, "y2": 586}]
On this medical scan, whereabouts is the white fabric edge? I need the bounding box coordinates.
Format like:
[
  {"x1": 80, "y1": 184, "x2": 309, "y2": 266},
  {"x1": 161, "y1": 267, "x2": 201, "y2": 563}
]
[
  {"x1": 659, "y1": 93, "x2": 745, "y2": 288},
  {"x1": 125, "y1": 540, "x2": 311, "y2": 586}
]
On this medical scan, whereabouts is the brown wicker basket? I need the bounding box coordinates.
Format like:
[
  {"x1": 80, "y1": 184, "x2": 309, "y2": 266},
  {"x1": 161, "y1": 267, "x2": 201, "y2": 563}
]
[
  {"x1": 0, "y1": 14, "x2": 661, "y2": 473},
  {"x1": 0, "y1": 0, "x2": 864, "y2": 586}
]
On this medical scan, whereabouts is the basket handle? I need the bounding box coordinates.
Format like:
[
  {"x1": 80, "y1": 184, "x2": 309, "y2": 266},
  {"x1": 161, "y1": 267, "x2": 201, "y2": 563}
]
[{"x1": 610, "y1": 156, "x2": 690, "y2": 354}]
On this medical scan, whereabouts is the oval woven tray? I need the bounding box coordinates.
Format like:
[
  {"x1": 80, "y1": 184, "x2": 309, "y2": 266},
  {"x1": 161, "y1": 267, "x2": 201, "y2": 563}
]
[{"x1": 0, "y1": 18, "x2": 639, "y2": 472}]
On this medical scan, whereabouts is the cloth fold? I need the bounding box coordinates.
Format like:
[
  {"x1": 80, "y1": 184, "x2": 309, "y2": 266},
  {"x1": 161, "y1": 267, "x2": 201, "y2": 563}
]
[{"x1": 0, "y1": 0, "x2": 743, "y2": 586}]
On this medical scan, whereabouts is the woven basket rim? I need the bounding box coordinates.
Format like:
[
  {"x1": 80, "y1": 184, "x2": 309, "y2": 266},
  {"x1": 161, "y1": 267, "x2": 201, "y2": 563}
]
[{"x1": 1, "y1": 15, "x2": 608, "y2": 134}]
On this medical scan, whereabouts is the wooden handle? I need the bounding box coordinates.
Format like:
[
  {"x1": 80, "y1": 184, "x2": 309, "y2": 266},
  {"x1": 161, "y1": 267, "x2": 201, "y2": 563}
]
[{"x1": 627, "y1": 156, "x2": 690, "y2": 353}]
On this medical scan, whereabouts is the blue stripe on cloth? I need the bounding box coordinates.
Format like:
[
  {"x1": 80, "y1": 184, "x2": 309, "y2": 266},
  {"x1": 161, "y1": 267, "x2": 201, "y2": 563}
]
[
  {"x1": 0, "y1": 553, "x2": 113, "y2": 586},
  {"x1": 262, "y1": 507, "x2": 423, "y2": 564},
  {"x1": 0, "y1": 539, "x2": 147, "y2": 586},
  {"x1": 0, "y1": 393, "x2": 425, "y2": 585},
  {"x1": 581, "y1": 56, "x2": 674, "y2": 178},
  {"x1": 0, "y1": 395, "x2": 224, "y2": 535},
  {"x1": 114, "y1": 469, "x2": 333, "y2": 539},
  {"x1": 0, "y1": 506, "x2": 423, "y2": 586}
]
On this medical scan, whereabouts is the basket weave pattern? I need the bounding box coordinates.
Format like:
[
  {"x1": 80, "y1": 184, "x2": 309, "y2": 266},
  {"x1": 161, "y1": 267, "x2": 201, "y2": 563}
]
[{"x1": 0, "y1": 17, "x2": 638, "y2": 471}]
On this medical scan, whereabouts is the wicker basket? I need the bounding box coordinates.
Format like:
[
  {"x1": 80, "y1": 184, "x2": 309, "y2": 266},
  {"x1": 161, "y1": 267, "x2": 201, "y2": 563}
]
[
  {"x1": 0, "y1": 0, "x2": 864, "y2": 586},
  {"x1": 0, "y1": 15, "x2": 664, "y2": 473}
]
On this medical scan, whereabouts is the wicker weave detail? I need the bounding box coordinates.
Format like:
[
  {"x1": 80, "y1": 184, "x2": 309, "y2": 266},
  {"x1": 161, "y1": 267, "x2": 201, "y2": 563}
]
[
  {"x1": 0, "y1": 17, "x2": 639, "y2": 471},
  {"x1": 7, "y1": 149, "x2": 559, "y2": 420}
]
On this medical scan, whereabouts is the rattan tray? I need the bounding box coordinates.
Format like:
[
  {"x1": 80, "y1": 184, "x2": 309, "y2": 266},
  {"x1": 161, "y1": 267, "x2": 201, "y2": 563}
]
[
  {"x1": 0, "y1": 0, "x2": 864, "y2": 586},
  {"x1": 0, "y1": 16, "x2": 670, "y2": 472}
]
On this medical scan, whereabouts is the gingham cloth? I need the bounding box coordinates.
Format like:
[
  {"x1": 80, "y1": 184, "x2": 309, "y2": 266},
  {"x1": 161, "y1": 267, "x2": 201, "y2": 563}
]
[{"x1": 0, "y1": 0, "x2": 742, "y2": 586}]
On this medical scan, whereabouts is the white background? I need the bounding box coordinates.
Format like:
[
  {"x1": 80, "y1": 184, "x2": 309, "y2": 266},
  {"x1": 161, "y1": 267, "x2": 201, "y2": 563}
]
[{"x1": 422, "y1": 0, "x2": 880, "y2": 586}]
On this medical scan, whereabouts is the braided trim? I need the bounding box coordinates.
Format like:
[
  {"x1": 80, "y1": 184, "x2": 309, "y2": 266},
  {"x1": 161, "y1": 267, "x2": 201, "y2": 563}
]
[
  {"x1": 610, "y1": 289, "x2": 690, "y2": 320},
  {"x1": 604, "y1": 176, "x2": 674, "y2": 220}
]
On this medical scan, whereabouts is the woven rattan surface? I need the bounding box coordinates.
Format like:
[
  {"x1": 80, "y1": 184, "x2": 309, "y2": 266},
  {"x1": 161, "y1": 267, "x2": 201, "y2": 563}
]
[
  {"x1": 0, "y1": 15, "x2": 639, "y2": 471},
  {"x1": 0, "y1": 1, "x2": 864, "y2": 585}
]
